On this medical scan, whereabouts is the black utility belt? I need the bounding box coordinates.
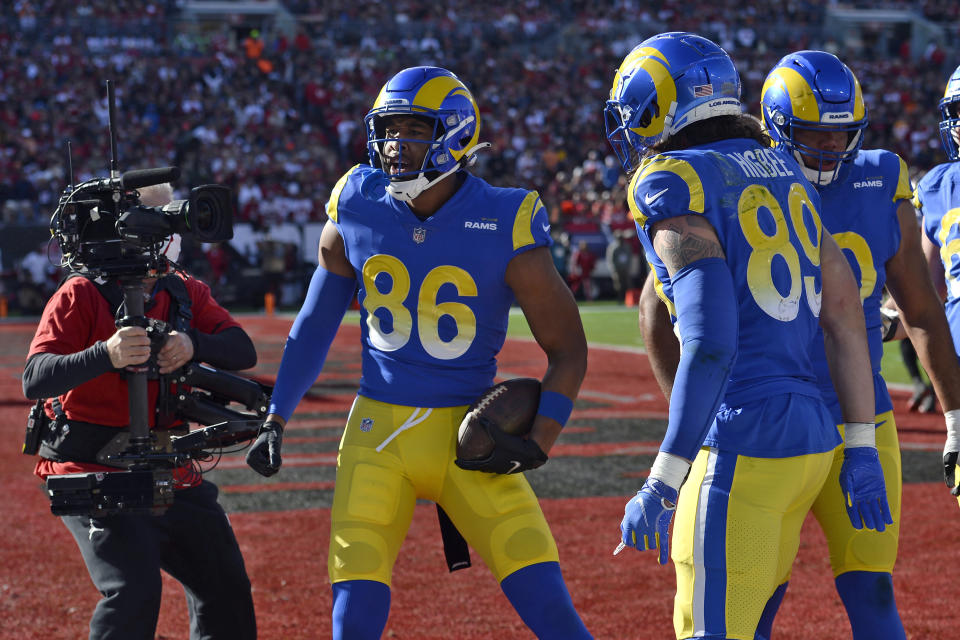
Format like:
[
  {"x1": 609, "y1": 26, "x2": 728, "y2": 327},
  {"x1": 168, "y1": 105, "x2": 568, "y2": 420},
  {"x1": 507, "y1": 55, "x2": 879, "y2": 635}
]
[{"x1": 38, "y1": 419, "x2": 187, "y2": 469}]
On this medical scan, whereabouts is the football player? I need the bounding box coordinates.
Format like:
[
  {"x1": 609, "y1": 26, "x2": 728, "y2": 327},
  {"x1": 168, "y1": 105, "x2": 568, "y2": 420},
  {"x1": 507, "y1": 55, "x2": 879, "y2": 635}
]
[
  {"x1": 760, "y1": 51, "x2": 960, "y2": 639},
  {"x1": 913, "y1": 62, "x2": 960, "y2": 508},
  {"x1": 245, "y1": 66, "x2": 592, "y2": 639},
  {"x1": 605, "y1": 32, "x2": 892, "y2": 640}
]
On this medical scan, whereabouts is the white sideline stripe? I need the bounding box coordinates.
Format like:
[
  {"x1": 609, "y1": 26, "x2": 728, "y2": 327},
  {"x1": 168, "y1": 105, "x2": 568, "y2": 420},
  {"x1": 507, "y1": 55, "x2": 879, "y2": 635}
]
[
  {"x1": 900, "y1": 441, "x2": 945, "y2": 452},
  {"x1": 495, "y1": 367, "x2": 655, "y2": 405},
  {"x1": 504, "y1": 332, "x2": 649, "y2": 355},
  {"x1": 580, "y1": 390, "x2": 659, "y2": 403},
  {"x1": 609, "y1": 444, "x2": 661, "y2": 455}
]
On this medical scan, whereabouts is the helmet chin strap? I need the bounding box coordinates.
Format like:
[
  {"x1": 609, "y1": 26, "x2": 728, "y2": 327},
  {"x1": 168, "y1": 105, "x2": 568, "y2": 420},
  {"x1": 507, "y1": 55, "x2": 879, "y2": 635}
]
[
  {"x1": 385, "y1": 142, "x2": 492, "y2": 203},
  {"x1": 662, "y1": 101, "x2": 678, "y2": 136}
]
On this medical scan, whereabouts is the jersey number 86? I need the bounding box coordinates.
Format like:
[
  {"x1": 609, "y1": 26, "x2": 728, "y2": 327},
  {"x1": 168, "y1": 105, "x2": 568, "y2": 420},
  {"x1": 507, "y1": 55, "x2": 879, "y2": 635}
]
[{"x1": 362, "y1": 254, "x2": 478, "y2": 360}]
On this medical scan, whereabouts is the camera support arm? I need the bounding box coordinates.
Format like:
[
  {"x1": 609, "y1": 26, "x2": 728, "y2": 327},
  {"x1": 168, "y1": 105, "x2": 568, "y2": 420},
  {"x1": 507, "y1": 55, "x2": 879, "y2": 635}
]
[{"x1": 118, "y1": 276, "x2": 153, "y2": 457}]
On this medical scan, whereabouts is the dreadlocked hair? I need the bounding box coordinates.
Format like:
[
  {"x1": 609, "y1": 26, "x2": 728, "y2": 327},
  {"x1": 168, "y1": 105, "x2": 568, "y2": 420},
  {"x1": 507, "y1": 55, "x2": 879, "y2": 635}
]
[{"x1": 645, "y1": 114, "x2": 772, "y2": 158}]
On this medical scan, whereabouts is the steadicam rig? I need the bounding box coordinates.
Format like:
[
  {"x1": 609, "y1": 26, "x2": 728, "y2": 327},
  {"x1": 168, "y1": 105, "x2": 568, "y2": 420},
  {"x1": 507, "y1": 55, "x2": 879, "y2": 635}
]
[
  {"x1": 43, "y1": 363, "x2": 272, "y2": 518},
  {"x1": 39, "y1": 79, "x2": 248, "y2": 518}
]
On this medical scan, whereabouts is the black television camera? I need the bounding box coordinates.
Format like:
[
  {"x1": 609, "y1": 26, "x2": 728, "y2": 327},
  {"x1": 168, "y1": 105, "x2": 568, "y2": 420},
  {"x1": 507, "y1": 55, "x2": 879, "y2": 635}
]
[
  {"x1": 36, "y1": 80, "x2": 265, "y2": 518},
  {"x1": 50, "y1": 167, "x2": 233, "y2": 278},
  {"x1": 50, "y1": 80, "x2": 233, "y2": 281}
]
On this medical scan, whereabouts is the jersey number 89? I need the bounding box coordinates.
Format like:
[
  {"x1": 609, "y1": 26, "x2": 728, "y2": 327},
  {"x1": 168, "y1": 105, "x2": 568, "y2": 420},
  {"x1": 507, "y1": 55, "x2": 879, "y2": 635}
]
[
  {"x1": 738, "y1": 182, "x2": 823, "y2": 322},
  {"x1": 362, "y1": 254, "x2": 478, "y2": 360}
]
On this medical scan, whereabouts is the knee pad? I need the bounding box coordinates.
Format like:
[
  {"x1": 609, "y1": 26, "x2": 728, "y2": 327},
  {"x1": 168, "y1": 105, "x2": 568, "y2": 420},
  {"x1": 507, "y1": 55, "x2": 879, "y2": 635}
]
[
  {"x1": 329, "y1": 526, "x2": 392, "y2": 581},
  {"x1": 489, "y1": 513, "x2": 554, "y2": 563}
]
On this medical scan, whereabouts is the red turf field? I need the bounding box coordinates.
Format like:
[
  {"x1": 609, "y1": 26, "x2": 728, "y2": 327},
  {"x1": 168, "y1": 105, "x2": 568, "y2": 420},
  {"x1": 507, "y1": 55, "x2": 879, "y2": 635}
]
[{"x1": 1, "y1": 316, "x2": 957, "y2": 639}]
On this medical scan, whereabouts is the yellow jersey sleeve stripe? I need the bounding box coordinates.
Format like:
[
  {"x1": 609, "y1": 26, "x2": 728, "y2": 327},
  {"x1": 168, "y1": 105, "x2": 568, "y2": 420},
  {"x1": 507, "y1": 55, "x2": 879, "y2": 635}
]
[
  {"x1": 893, "y1": 155, "x2": 912, "y2": 202},
  {"x1": 911, "y1": 189, "x2": 922, "y2": 211},
  {"x1": 513, "y1": 191, "x2": 540, "y2": 250},
  {"x1": 627, "y1": 170, "x2": 645, "y2": 226},
  {"x1": 327, "y1": 165, "x2": 362, "y2": 223},
  {"x1": 629, "y1": 155, "x2": 705, "y2": 227}
]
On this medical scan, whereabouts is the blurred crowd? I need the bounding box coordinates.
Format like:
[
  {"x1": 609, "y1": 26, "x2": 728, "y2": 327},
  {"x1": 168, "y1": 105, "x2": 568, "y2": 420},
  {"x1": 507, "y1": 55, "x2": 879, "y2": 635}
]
[{"x1": 1, "y1": 0, "x2": 958, "y2": 311}]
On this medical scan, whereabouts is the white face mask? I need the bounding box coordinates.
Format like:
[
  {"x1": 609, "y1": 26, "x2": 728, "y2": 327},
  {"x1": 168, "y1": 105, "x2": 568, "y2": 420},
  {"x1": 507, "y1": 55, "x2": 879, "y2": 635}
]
[
  {"x1": 383, "y1": 142, "x2": 490, "y2": 203},
  {"x1": 385, "y1": 172, "x2": 441, "y2": 203},
  {"x1": 792, "y1": 128, "x2": 862, "y2": 186},
  {"x1": 796, "y1": 156, "x2": 841, "y2": 186}
]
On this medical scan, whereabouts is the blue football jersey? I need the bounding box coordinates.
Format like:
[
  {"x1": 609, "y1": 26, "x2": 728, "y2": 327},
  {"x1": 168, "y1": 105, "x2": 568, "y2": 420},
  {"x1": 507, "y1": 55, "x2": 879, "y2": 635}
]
[
  {"x1": 916, "y1": 161, "x2": 960, "y2": 356},
  {"x1": 628, "y1": 138, "x2": 839, "y2": 456},
  {"x1": 327, "y1": 165, "x2": 552, "y2": 407},
  {"x1": 810, "y1": 150, "x2": 909, "y2": 424}
]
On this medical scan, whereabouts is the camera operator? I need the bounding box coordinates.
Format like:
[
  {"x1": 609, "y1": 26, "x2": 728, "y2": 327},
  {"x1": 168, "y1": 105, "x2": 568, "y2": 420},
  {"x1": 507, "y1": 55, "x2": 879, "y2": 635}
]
[{"x1": 21, "y1": 183, "x2": 258, "y2": 640}]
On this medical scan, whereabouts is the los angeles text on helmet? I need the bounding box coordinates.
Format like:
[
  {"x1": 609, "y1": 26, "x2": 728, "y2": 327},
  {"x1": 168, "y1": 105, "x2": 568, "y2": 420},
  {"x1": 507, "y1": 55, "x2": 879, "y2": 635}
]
[{"x1": 705, "y1": 98, "x2": 738, "y2": 109}]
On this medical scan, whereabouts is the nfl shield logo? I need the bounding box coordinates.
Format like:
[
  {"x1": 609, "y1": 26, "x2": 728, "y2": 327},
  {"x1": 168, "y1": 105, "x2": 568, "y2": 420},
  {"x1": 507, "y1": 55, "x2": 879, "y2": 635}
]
[
  {"x1": 360, "y1": 417, "x2": 374, "y2": 432},
  {"x1": 413, "y1": 227, "x2": 426, "y2": 244}
]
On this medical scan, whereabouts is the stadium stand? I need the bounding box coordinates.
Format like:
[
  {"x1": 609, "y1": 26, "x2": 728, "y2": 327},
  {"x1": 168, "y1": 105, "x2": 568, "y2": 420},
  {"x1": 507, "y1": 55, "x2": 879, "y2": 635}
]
[{"x1": 1, "y1": 0, "x2": 957, "y2": 308}]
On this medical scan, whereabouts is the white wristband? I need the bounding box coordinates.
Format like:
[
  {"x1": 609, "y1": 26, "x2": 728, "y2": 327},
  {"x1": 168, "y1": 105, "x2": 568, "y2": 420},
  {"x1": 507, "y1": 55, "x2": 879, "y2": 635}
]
[
  {"x1": 649, "y1": 451, "x2": 692, "y2": 492},
  {"x1": 944, "y1": 409, "x2": 960, "y2": 454},
  {"x1": 844, "y1": 421, "x2": 876, "y2": 449}
]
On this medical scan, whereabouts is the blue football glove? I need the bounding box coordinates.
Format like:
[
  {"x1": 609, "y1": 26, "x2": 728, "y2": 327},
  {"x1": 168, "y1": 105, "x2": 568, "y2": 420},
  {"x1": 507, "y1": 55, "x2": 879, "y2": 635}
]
[
  {"x1": 620, "y1": 478, "x2": 678, "y2": 565},
  {"x1": 839, "y1": 447, "x2": 893, "y2": 531}
]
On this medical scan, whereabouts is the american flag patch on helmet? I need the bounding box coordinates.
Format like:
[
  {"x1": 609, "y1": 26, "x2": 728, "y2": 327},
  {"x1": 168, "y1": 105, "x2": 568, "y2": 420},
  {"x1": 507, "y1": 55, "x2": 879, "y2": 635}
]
[{"x1": 693, "y1": 84, "x2": 714, "y2": 97}]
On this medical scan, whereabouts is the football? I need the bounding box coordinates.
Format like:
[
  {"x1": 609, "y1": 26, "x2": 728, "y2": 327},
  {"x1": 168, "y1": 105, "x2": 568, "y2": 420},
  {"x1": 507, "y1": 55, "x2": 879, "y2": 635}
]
[{"x1": 456, "y1": 378, "x2": 541, "y2": 461}]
